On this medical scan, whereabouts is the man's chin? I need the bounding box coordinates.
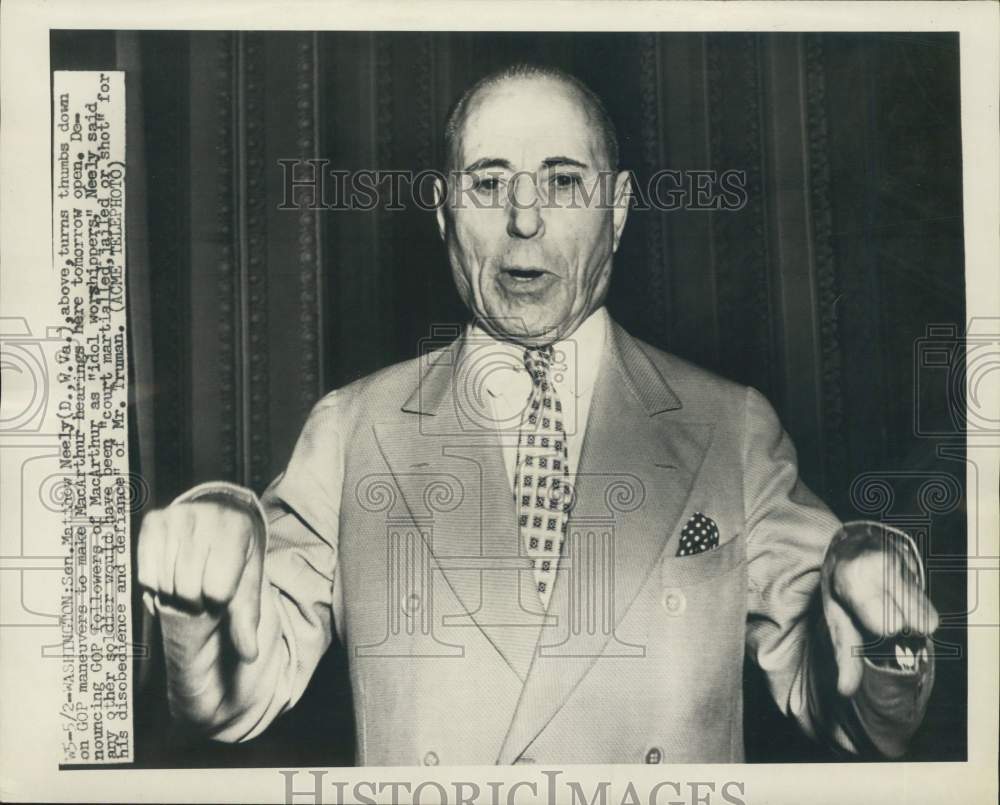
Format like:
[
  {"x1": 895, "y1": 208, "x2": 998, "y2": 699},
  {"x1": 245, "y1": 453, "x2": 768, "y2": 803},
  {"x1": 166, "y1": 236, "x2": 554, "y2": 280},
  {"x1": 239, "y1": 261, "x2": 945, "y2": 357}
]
[
  {"x1": 489, "y1": 321, "x2": 565, "y2": 347},
  {"x1": 477, "y1": 292, "x2": 591, "y2": 345}
]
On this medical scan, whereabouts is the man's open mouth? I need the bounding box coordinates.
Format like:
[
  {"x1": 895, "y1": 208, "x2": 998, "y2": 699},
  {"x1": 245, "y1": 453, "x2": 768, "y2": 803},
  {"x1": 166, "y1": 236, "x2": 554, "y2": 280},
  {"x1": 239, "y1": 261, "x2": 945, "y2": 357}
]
[{"x1": 502, "y1": 266, "x2": 546, "y2": 281}]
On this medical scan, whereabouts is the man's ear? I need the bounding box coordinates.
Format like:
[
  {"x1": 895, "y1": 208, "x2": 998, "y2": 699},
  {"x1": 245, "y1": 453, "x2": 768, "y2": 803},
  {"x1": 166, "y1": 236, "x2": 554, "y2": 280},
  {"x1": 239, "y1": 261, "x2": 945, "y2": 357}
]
[
  {"x1": 433, "y1": 174, "x2": 449, "y2": 242},
  {"x1": 611, "y1": 170, "x2": 632, "y2": 253}
]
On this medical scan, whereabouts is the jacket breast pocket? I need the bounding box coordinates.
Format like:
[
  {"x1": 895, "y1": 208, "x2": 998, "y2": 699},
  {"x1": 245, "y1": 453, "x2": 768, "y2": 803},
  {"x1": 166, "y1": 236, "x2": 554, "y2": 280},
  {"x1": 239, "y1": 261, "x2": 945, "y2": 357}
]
[{"x1": 659, "y1": 532, "x2": 747, "y2": 589}]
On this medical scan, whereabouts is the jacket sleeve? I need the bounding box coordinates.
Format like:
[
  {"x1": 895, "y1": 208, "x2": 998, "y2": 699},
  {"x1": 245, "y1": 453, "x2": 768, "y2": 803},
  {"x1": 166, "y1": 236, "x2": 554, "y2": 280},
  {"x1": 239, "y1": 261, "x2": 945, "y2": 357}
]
[
  {"x1": 155, "y1": 391, "x2": 346, "y2": 742},
  {"x1": 740, "y1": 387, "x2": 934, "y2": 757}
]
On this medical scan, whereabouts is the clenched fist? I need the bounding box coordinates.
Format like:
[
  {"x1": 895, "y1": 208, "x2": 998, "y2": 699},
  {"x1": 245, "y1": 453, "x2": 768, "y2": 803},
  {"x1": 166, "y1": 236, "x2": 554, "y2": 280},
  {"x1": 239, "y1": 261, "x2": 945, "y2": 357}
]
[
  {"x1": 137, "y1": 500, "x2": 264, "y2": 662},
  {"x1": 821, "y1": 521, "x2": 938, "y2": 697}
]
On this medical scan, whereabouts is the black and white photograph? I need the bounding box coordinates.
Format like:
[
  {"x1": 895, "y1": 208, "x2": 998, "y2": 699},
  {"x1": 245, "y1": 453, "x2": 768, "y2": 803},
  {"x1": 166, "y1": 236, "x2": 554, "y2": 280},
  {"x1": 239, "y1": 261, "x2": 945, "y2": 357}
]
[{"x1": 1, "y1": 2, "x2": 998, "y2": 803}]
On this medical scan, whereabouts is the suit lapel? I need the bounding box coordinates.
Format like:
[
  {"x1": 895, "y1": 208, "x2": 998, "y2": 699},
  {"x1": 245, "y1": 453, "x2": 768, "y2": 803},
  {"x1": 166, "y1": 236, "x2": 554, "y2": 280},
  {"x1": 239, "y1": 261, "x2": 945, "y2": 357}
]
[
  {"x1": 373, "y1": 338, "x2": 548, "y2": 682},
  {"x1": 497, "y1": 321, "x2": 715, "y2": 763}
]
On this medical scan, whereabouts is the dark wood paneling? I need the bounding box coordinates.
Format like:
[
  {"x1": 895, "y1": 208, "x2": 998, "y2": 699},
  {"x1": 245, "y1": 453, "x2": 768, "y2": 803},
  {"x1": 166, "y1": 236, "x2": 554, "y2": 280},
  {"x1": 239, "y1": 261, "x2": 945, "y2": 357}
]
[
  {"x1": 188, "y1": 32, "x2": 236, "y2": 485},
  {"x1": 320, "y1": 32, "x2": 396, "y2": 389},
  {"x1": 142, "y1": 32, "x2": 193, "y2": 503},
  {"x1": 804, "y1": 33, "x2": 849, "y2": 506},
  {"x1": 635, "y1": 33, "x2": 672, "y2": 348},
  {"x1": 239, "y1": 33, "x2": 272, "y2": 492},
  {"x1": 760, "y1": 34, "x2": 827, "y2": 490},
  {"x1": 261, "y1": 32, "x2": 324, "y2": 477},
  {"x1": 706, "y1": 34, "x2": 774, "y2": 399},
  {"x1": 659, "y1": 34, "x2": 721, "y2": 369}
]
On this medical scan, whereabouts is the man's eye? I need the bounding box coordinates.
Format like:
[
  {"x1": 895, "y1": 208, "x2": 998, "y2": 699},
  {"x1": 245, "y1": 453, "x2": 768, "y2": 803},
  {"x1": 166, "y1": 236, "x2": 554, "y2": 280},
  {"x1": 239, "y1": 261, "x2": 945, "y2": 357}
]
[
  {"x1": 549, "y1": 173, "x2": 582, "y2": 189},
  {"x1": 472, "y1": 175, "x2": 502, "y2": 192}
]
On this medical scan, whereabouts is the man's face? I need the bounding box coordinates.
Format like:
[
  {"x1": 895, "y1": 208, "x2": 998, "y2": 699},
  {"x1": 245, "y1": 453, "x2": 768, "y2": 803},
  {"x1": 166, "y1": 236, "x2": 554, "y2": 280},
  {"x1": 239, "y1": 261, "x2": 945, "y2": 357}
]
[{"x1": 435, "y1": 76, "x2": 630, "y2": 345}]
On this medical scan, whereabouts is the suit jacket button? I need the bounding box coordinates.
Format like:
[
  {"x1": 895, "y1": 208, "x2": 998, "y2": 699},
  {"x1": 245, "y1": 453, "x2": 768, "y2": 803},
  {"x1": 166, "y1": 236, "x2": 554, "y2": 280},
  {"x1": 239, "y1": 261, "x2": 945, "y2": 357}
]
[
  {"x1": 661, "y1": 588, "x2": 686, "y2": 616},
  {"x1": 403, "y1": 593, "x2": 421, "y2": 615},
  {"x1": 645, "y1": 747, "x2": 663, "y2": 764},
  {"x1": 423, "y1": 751, "x2": 439, "y2": 766}
]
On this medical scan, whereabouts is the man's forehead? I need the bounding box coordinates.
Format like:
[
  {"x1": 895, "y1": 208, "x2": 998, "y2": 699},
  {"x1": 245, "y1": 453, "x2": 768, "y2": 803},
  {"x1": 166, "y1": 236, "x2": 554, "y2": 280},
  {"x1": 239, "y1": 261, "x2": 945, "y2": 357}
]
[{"x1": 455, "y1": 76, "x2": 603, "y2": 168}]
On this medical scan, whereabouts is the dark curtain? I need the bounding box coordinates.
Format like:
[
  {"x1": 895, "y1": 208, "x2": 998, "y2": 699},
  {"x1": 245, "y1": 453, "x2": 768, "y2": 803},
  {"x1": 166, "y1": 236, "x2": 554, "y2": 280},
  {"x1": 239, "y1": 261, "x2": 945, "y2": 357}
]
[{"x1": 52, "y1": 30, "x2": 967, "y2": 766}]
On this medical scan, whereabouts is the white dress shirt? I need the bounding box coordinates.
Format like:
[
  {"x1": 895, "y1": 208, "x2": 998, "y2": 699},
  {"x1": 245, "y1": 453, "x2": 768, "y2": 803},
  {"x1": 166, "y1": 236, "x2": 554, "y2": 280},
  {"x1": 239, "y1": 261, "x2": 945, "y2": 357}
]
[{"x1": 464, "y1": 306, "x2": 608, "y2": 491}]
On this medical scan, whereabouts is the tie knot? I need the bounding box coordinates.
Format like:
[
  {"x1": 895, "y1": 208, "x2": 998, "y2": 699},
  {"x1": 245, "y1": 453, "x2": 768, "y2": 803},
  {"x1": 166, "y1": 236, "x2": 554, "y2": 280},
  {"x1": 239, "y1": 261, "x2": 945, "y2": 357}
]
[{"x1": 523, "y1": 346, "x2": 554, "y2": 386}]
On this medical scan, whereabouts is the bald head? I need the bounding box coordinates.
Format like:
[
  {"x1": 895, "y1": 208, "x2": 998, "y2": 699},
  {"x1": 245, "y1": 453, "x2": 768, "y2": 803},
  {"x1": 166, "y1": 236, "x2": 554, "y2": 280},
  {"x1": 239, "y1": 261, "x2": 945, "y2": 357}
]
[{"x1": 443, "y1": 64, "x2": 619, "y2": 173}]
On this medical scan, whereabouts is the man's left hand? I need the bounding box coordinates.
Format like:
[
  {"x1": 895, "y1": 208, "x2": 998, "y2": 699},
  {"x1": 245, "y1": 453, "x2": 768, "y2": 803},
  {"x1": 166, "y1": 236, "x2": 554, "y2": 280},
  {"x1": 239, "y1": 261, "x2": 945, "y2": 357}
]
[{"x1": 820, "y1": 523, "x2": 939, "y2": 697}]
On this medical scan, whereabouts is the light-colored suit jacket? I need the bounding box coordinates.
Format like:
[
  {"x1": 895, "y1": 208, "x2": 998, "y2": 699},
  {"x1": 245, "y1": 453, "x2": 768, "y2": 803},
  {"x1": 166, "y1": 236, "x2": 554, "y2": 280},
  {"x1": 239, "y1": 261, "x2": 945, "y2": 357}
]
[{"x1": 182, "y1": 318, "x2": 932, "y2": 764}]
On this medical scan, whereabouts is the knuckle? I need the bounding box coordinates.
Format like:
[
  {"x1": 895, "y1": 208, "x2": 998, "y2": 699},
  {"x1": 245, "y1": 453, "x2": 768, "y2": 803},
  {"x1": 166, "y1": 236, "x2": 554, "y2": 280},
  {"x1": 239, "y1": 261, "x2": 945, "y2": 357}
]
[
  {"x1": 196, "y1": 502, "x2": 250, "y2": 547},
  {"x1": 219, "y1": 505, "x2": 253, "y2": 534},
  {"x1": 221, "y1": 512, "x2": 254, "y2": 551},
  {"x1": 203, "y1": 566, "x2": 238, "y2": 604},
  {"x1": 203, "y1": 550, "x2": 242, "y2": 598},
  {"x1": 139, "y1": 508, "x2": 164, "y2": 536},
  {"x1": 188, "y1": 502, "x2": 224, "y2": 543},
  {"x1": 176, "y1": 527, "x2": 202, "y2": 565},
  {"x1": 164, "y1": 505, "x2": 191, "y2": 537},
  {"x1": 137, "y1": 528, "x2": 156, "y2": 555}
]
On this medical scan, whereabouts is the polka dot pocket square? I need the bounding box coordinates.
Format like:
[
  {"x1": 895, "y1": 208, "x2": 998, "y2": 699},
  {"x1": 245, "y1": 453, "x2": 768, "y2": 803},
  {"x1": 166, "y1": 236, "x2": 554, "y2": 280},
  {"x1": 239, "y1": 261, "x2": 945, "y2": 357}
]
[{"x1": 676, "y1": 512, "x2": 720, "y2": 556}]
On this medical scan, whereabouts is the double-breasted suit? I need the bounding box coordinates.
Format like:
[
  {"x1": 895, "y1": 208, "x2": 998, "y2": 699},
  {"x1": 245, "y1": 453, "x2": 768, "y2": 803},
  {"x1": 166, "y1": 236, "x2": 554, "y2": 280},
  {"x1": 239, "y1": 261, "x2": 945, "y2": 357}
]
[{"x1": 167, "y1": 315, "x2": 931, "y2": 764}]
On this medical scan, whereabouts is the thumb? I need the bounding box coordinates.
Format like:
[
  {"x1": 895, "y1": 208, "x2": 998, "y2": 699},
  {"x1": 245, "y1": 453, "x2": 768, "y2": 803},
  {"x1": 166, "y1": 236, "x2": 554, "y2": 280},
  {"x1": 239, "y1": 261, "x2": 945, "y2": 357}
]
[{"x1": 227, "y1": 544, "x2": 262, "y2": 663}]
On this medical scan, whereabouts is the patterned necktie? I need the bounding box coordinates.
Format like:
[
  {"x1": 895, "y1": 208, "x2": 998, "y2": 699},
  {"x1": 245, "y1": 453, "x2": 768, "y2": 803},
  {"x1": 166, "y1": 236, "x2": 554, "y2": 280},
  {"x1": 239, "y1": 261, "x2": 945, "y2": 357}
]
[{"x1": 514, "y1": 346, "x2": 571, "y2": 609}]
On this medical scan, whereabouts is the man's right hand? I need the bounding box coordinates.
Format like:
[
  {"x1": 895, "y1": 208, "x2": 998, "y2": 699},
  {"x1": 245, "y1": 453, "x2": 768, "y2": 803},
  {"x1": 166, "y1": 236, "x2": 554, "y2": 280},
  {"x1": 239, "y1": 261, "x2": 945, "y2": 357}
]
[{"x1": 137, "y1": 501, "x2": 264, "y2": 662}]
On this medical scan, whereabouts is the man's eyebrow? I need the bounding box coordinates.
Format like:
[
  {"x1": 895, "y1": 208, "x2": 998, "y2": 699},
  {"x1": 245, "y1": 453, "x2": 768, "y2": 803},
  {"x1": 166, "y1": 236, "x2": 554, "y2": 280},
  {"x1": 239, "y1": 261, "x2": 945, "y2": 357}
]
[
  {"x1": 461, "y1": 156, "x2": 591, "y2": 172},
  {"x1": 463, "y1": 157, "x2": 514, "y2": 172},
  {"x1": 541, "y1": 156, "x2": 589, "y2": 170}
]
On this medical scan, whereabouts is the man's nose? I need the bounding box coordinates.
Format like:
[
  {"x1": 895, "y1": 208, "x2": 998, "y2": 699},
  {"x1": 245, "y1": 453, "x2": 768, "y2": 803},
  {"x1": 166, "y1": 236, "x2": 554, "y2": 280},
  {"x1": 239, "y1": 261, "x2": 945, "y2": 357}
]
[{"x1": 506, "y1": 173, "x2": 543, "y2": 239}]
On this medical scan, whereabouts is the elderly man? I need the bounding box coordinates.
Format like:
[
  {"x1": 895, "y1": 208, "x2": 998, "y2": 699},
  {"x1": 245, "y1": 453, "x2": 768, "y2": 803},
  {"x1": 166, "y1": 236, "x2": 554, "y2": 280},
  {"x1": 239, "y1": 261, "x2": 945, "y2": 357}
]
[{"x1": 137, "y1": 64, "x2": 935, "y2": 765}]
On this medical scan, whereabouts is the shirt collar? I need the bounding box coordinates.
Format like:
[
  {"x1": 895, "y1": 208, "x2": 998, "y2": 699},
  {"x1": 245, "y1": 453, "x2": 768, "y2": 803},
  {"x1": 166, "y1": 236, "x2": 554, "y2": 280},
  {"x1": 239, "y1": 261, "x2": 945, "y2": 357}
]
[{"x1": 467, "y1": 306, "x2": 609, "y2": 401}]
